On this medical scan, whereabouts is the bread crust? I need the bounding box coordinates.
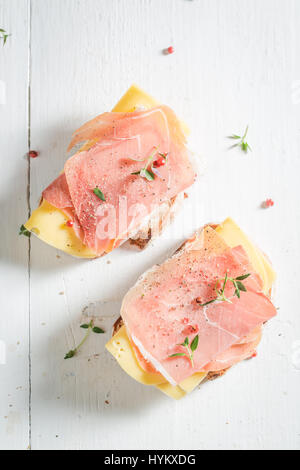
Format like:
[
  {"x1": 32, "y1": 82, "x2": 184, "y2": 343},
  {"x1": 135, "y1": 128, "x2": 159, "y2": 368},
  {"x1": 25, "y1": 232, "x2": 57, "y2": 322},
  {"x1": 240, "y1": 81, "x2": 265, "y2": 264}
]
[
  {"x1": 206, "y1": 369, "x2": 229, "y2": 381},
  {"x1": 129, "y1": 228, "x2": 152, "y2": 250},
  {"x1": 128, "y1": 193, "x2": 184, "y2": 250},
  {"x1": 112, "y1": 316, "x2": 124, "y2": 336}
]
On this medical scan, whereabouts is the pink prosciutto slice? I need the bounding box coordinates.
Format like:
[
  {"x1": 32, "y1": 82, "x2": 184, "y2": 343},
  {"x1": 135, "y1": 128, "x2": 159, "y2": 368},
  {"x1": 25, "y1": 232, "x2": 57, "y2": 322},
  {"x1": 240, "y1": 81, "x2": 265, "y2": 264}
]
[
  {"x1": 42, "y1": 106, "x2": 195, "y2": 255},
  {"x1": 131, "y1": 325, "x2": 263, "y2": 376},
  {"x1": 121, "y1": 226, "x2": 277, "y2": 385},
  {"x1": 42, "y1": 173, "x2": 83, "y2": 240}
]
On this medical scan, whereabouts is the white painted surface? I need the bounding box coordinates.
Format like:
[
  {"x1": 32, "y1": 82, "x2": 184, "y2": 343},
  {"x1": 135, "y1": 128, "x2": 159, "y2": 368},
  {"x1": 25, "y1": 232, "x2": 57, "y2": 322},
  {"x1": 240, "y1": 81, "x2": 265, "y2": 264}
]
[
  {"x1": 0, "y1": 0, "x2": 300, "y2": 450},
  {"x1": 0, "y1": 0, "x2": 30, "y2": 450}
]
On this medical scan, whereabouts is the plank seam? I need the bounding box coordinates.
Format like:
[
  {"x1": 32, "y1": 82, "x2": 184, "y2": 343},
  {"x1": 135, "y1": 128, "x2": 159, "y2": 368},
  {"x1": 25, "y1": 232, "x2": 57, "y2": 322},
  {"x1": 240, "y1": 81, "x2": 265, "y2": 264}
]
[{"x1": 26, "y1": 0, "x2": 32, "y2": 451}]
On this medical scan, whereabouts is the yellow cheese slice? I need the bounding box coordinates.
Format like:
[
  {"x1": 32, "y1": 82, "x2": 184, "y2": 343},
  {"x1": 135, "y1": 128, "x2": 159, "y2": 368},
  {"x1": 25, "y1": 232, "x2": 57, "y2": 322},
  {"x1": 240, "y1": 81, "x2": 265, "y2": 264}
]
[
  {"x1": 112, "y1": 84, "x2": 158, "y2": 112},
  {"x1": 106, "y1": 326, "x2": 165, "y2": 386},
  {"x1": 215, "y1": 217, "x2": 276, "y2": 294},
  {"x1": 155, "y1": 382, "x2": 187, "y2": 400},
  {"x1": 105, "y1": 325, "x2": 207, "y2": 395},
  {"x1": 25, "y1": 200, "x2": 95, "y2": 258},
  {"x1": 113, "y1": 84, "x2": 190, "y2": 136},
  {"x1": 156, "y1": 371, "x2": 207, "y2": 399},
  {"x1": 178, "y1": 372, "x2": 207, "y2": 393}
]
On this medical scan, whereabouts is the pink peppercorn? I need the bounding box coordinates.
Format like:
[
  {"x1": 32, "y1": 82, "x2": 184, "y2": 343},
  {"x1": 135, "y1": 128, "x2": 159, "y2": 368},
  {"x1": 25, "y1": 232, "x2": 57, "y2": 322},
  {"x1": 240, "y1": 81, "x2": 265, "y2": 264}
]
[
  {"x1": 262, "y1": 198, "x2": 274, "y2": 208},
  {"x1": 163, "y1": 46, "x2": 174, "y2": 55},
  {"x1": 28, "y1": 150, "x2": 39, "y2": 158}
]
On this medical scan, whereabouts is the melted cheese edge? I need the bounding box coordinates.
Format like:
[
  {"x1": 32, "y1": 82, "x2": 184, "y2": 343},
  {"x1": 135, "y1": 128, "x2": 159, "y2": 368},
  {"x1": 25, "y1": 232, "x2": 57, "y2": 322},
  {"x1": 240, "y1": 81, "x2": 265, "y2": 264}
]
[{"x1": 215, "y1": 218, "x2": 276, "y2": 295}]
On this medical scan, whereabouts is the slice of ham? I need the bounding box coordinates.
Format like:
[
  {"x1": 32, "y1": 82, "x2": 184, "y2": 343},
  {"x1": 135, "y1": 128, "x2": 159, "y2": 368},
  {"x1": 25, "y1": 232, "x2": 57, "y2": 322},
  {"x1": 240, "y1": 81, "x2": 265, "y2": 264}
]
[
  {"x1": 42, "y1": 106, "x2": 195, "y2": 255},
  {"x1": 121, "y1": 226, "x2": 277, "y2": 385},
  {"x1": 236, "y1": 325, "x2": 262, "y2": 345},
  {"x1": 129, "y1": 324, "x2": 263, "y2": 375},
  {"x1": 43, "y1": 173, "x2": 73, "y2": 209},
  {"x1": 42, "y1": 173, "x2": 83, "y2": 240}
]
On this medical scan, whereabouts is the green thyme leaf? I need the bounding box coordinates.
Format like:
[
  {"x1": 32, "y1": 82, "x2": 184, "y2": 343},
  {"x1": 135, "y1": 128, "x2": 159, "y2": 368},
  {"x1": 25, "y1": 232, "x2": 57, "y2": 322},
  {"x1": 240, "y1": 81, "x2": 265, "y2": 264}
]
[
  {"x1": 232, "y1": 280, "x2": 240, "y2": 299},
  {"x1": 236, "y1": 281, "x2": 247, "y2": 292},
  {"x1": 158, "y1": 152, "x2": 168, "y2": 160},
  {"x1": 64, "y1": 350, "x2": 76, "y2": 360},
  {"x1": 221, "y1": 272, "x2": 228, "y2": 294},
  {"x1": 241, "y1": 142, "x2": 249, "y2": 152},
  {"x1": 133, "y1": 168, "x2": 155, "y2": 181},
  {"x1": 169, "y1": 353, "x2": 186, "y2": 358},
  {"x1": 198, "y1": 299, "x2": 217, "y2": 307},
  {"x1": 0, "y1": 29, "x2": 10, "y2": 46},
  {"x1": 64, "y1": 319, "x2": 104, "y2": 359},
  {"x1": 141, "y1": 169, "x2": 155, "y2": 181},
  {"x1": 19, "y1": 224, "x2": 31, "y2": 237},
  {"x1": 170, "y1": 334, "x2": 198, "y2": 367},
  {"x1": 92, "y1": 327, "x2": 105, "y2": 334},
  {"x1": 228, "y1": 126, "x2": 251, "y2": 154},
  {"x1": 130, "y1": 147, "x2": 159, "y2": 181},
  {"x1": 93, "y1": 187, "x2": 105, "y2": 201},
  {"x1": 198, "y1": 272, "x2": 251, "y2": 306},
  {"x1": 234, "y1": 288, "x2": 241, "y2": 299},
  {"x1": 235, "y1": 273, "x2": 251, "y2": 281},
  {"x1": 190, "y1": 334, "x2": 199, "y2": 352}
]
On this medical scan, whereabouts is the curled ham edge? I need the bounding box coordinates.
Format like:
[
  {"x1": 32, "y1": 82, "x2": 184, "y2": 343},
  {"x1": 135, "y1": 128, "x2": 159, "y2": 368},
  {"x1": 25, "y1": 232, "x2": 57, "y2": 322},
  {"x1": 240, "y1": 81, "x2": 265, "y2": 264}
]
[{"x1": 120, "y1": 226, "x2": 274, "y2": 384}]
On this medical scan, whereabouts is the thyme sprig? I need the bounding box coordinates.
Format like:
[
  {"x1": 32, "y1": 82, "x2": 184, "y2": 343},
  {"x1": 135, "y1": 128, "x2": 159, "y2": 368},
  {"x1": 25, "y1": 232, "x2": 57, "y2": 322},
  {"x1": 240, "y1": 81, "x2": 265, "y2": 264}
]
[
  {"x1": 0, "y1": 29, "x2": 10, "y2": 46},
  {"x1": 19, "y1": 224, "x2": 31, "y2": 237},
  {"x1": 169, "y1": 334, "x2": 199, "y2": 367},
  {"x1": 199, "y1": 273, "x2": 251, "y2": 307},
  {"x1": 64, "y1": 320, "x2": 105, "y2": 359},
  {"x1": 131, "y1": 147, "x2": 159, "y2": 181},
  {"x1": 228, "y1": 126, "x2": 251, "y2": 153}
]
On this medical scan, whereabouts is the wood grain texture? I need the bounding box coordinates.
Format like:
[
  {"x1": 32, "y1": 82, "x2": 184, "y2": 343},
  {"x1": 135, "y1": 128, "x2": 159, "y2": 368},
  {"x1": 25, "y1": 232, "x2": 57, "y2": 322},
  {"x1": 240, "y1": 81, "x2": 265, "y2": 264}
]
[
  {"x1": 1, "y1": 0, "x2": 300, "y2": 450},
  {"x1": 0, "y1": 0, "x2": 30, "y2": 450}
]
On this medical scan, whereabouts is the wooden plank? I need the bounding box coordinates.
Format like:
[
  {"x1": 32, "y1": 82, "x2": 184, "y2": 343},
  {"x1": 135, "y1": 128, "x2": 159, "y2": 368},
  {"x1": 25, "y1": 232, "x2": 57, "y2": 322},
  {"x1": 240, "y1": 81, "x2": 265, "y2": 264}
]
[
  {"x1": 25, "y1": 0, "x2": 300, "y2": 450},
  {"x1": 0, "y1": 0, "x2": 30, "y2": 450}
]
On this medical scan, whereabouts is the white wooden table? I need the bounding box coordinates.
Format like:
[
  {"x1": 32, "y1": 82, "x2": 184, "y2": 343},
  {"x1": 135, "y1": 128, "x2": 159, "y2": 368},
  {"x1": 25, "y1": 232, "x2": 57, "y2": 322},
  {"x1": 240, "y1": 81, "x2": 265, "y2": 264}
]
[{"x1": 0, "y1": 0, "x2": 300, "y2": 451}]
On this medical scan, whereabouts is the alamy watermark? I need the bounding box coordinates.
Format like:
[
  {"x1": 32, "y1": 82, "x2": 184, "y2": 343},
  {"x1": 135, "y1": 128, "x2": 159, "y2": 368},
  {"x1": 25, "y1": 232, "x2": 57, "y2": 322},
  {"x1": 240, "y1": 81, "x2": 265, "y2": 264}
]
[{"x1": 63, "y1": 194, "x2": 205, "y2": 248}]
